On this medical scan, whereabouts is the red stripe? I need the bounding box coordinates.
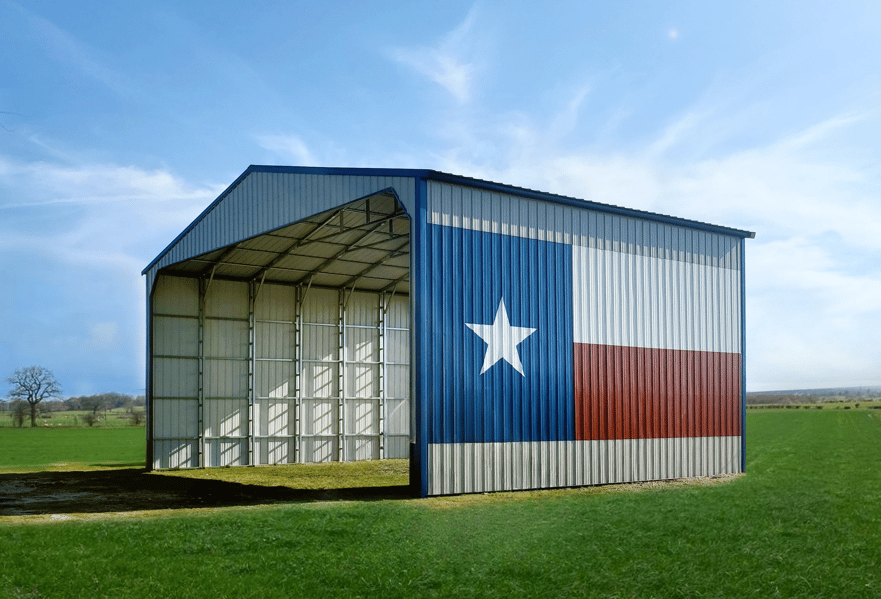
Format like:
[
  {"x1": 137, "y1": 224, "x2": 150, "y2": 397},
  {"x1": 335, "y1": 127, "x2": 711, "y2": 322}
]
[{"x1": 574, "y1": 343, "x2": 742, "y2": 440}]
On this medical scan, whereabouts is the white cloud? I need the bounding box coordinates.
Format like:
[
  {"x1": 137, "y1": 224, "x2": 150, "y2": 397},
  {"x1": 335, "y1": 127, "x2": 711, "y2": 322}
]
[
  {"x1": 0, "y1": 155, "x2": 226, "y2": 394},
  {"x1": 746, "y1": 235, "x2": 881, "y2": 389},
  {"x1": 389, "y1": 6, "x2": 482, "y2": 104},
  {"x1": 255, "y1": 134, "x2": 318, "y2": 166},
  {"x1": 426, "y1": 92, "x2": 881, "y2": 390}
]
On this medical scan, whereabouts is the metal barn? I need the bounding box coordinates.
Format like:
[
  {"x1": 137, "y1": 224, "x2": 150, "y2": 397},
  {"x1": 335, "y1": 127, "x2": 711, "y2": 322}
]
[{"x1": 143, "y1": 166, "x2": 754, "y2": 497}]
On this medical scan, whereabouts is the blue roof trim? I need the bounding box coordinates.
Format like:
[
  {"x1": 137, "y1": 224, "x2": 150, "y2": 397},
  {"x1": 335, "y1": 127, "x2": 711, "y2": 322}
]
[{"x1": 143, "y1": 165, "x2": 756, "y2": 275}]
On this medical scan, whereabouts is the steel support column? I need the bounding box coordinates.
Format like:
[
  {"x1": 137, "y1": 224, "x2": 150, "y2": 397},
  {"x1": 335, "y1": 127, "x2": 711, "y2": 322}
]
[
  {"x1": 337, "y1": 289, "x2": 346, "y2": 461},
  {"x1": 294, "y1": 284, "x2": 303, "y2": 465},
  {"x1": 197, "y1": 278, "x2": 207, "y2": 468},
  {"x1": 379, "y1": 292, "x2": 387, "y2": 460},
  {"x1": 248, "y1": 281, "x2": 256, "y2": 466}
]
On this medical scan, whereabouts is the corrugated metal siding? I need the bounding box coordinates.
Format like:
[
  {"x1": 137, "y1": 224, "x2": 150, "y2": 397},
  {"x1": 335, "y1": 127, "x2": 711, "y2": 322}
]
[
  {"x1": 145, "y1": 172, "x2": 416, "y2": 292},
  {"x1": 426, "y1": 180, "x2": 741, "y2": 269},
  {"x1": 150, "y1": 275, "x2": 410, "y2": 469},
  {"x1": 572, "y1": 245, "x2": 740, "y2": 353},
  {"x1": 427, "y1": 438, "x2": 741, "y2": 494},
  {"x1": 421, "y1": 180, "x2": 745, "y2": 495}
]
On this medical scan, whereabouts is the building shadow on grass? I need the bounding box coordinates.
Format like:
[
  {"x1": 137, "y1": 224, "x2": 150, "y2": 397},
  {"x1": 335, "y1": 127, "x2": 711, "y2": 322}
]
[{"x1": 0, "y1": 469, "x2": 412, "y2": 516}]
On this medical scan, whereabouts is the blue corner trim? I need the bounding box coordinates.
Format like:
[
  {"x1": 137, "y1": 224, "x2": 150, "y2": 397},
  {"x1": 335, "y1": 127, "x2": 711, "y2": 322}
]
[
  {"x1": 413, "y1": 177, "x2": 430, "y2": 497},
  {"x1": 740, "y1": 239, "x2": 747, "y2": 473}
]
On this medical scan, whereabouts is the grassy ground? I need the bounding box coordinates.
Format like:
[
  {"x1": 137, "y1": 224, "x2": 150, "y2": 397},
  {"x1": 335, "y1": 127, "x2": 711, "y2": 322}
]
[
  {"x1": 0, "y1": 427, "x2": 145, "y2": 470},
  {"x1": 1, "y1": 410, "x2": 880, "y2": 598}
]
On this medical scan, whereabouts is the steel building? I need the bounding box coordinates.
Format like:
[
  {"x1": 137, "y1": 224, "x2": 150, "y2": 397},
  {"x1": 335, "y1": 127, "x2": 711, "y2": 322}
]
[{"x1": 143, "y1": 165, "x2": 754, "y2": 497}]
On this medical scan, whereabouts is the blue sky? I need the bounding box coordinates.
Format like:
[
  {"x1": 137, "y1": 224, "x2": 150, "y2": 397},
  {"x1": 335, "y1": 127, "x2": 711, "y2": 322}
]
[{"x1": 1, "y1": 0, "x2": 879, "y2": 395}]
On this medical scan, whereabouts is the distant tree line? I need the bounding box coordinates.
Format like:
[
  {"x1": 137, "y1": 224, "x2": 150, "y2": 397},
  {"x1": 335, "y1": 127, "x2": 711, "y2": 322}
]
[
  {"x1": 61, "y1": 392, "x2": 146, "y2": 412},
  {"x1": 4, "y1": 365, "x2": 145, "y2": 427},
  {"x1": 3, "y1": 392, "x2": 146, "y2": 427},
  {"x1": 745, "y1": 391, "x2": 881, "y2": 406}
]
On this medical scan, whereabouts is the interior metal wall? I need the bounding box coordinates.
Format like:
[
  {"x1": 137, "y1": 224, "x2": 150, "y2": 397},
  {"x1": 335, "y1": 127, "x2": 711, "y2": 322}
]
[{"x1": 150, "y1": 274, "x2": 410, "y2": 469}]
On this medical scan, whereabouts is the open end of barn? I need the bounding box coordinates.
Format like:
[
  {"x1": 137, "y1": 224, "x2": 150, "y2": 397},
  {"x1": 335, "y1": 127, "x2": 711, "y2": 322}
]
[
  {"x1": 144, "y1": 166, "x2": 754, "y2": 498},
  {"x1": 144, "y1": 170, "x2": 414, "y2": 480}
]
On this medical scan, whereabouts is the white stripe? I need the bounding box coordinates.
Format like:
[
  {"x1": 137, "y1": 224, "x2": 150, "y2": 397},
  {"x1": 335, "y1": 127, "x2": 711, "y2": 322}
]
[
  {"x1": 427, "y1": 180, "x2": 743, "y2": 271},
  {"x1": 427, "y1": 437, "x2": 742, "y2": 495},
  {"x1": 572, "y1": 245, "x2": 741, "y2": 353}
]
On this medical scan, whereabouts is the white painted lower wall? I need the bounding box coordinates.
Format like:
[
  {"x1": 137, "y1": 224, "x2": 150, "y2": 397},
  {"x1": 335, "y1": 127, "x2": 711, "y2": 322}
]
[{"x1": 427, "y1": 436, "x2": 742, "y2": 496}]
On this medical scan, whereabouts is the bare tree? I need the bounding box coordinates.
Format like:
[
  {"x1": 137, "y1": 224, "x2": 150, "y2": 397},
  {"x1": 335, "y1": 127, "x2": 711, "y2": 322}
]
[
  {"x1": 6, "y1": 366, "x2": 62, "y2": 427},
  {"x1": 80, "y1": 394, "x2": 107, "y2": 418}
]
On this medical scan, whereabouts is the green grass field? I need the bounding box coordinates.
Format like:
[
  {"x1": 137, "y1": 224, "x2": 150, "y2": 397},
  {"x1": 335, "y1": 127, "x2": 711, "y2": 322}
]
[
  {"x1": 1, "y1": 410, "x2": 880, "y2": 598},
  {"x1": 0, "y1": 427, "x2": 145, "y2": 469}
]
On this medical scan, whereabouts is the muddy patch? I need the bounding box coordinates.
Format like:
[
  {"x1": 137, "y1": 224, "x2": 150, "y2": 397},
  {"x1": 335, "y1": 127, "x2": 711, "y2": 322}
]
[{"x1": 0, "y1": 469, "x2": 411, "y2": 516}]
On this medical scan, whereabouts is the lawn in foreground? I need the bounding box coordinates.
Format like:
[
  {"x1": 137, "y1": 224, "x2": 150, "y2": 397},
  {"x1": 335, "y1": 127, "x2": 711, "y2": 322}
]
[{"x1": 1, "y1": 410, "x2": 880, "y2": 598}]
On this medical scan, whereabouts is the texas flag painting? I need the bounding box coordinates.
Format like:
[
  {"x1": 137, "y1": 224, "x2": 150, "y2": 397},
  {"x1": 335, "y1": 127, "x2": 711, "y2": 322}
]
[{"x1": 423, "y1": 220, "x2": 744, "y2": 496}]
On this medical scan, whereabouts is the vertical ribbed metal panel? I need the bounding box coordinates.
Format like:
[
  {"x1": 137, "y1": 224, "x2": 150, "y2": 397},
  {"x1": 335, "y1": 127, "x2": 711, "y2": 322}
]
[
  {"x1": 422, "y1": 180, "x2": 744, "y2": 495},
  {"x1": 385, "y1": 293, "x2": 410, "y2": 458},
  {"x1": 343, "y1": 292, "x2": 380, "y2": 460},
  {"x1": 151, "y1": 275, "x2": 200, "y2": 469},
  {"x1": 300, "y1": 287, "x2": 340, "y2": 462},
  {"x1": 202, "y1": 279, "x2": 249, "y2": 467},
  {"x1": 253, "y1": 283, "x2": 296, "y2": 464}
]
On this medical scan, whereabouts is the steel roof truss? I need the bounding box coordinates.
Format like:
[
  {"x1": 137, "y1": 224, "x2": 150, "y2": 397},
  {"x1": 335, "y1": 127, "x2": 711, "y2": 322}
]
[
  {"x1": 337, "y1": 238, "x2": 410, "y2": 290},
  {"x1": 299, "y1": 212, "x2": 406, "y2": 286}
]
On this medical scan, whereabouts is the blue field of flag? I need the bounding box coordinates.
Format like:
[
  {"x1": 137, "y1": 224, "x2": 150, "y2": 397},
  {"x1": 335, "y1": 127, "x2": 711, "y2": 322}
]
[{"x1": 426, "y1": 224, "x2": 575, "y2": 444}]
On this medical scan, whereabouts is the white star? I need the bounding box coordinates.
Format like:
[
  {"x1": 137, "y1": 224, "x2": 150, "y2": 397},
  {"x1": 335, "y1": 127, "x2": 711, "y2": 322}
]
[{"x1": 465, "y1": 298, "x2": 537, "y2": 376}]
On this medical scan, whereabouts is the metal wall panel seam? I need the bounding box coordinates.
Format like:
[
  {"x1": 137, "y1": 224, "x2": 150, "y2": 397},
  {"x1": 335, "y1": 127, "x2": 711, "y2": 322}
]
[
  {"x1": 294, "y1": 284, "x2": 302, "y2": 464},
  {"x1": 338, "y1": 290, "x2": 345, "y2": 461},
  {"x1": 379, "y1": 293, "x2": 386, "y2": 460},
  {"x1": 198, "y1": 279, "x2": 206, "y2": 467},
  {"x1": 247, "y1": 281, "x2": 255, "y2": 466}
]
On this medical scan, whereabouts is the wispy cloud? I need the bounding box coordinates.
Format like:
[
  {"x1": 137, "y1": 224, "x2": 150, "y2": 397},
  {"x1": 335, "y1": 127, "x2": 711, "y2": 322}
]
[
  {"x1": 255, "y1": 134, "x2": 318, "y2": 166},
  {"x1": 0, "y1": 153, "x2": 226, "y2": 393},
  {"x1": 389, "y1": 6, "x2": 482, "y2": 104},
  {"x1": 7, "y1": 2, "x2": 137, "y2": 98},
  {"x1": 422, "y1": 90, "x2": 881, "y2": 390},
  {"x1": 0, "y1": 154, "x2": 226, "y2": 274},
  {"x1": 0, "y1": 158, "x2": 217, "y2": 209}
]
